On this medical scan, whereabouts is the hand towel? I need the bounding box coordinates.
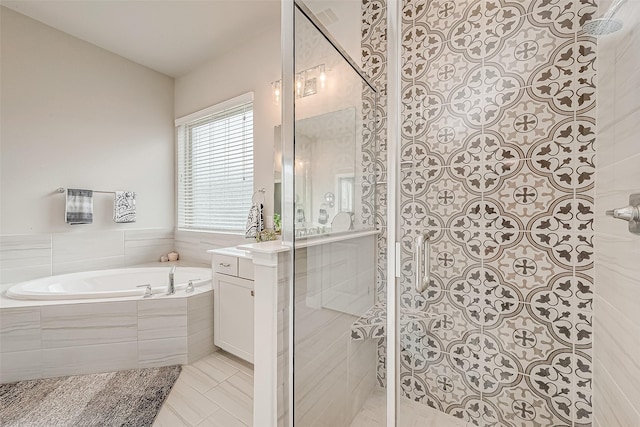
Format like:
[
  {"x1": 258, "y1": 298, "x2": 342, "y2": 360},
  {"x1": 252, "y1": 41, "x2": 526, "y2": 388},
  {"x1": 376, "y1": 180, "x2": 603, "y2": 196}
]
[
  {"x1": 245, "y1": 203, "x2": 264, "y2": 238},
  {"x1": 65, "y1": 189, "x2": 93, "y2": 225},
  {"x1": 114, "y1": 191, "x2": 136, "y2": 223}
]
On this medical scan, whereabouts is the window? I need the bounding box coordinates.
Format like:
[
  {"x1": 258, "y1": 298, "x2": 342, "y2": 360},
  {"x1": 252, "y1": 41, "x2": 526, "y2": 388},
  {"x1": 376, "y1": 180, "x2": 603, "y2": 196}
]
[{"x1": 176, "y1": 93, "x2": 254, "y2": 232}]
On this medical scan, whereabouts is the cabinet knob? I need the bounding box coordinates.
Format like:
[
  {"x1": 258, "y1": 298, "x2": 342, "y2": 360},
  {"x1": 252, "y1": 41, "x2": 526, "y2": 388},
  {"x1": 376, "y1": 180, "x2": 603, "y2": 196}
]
[
  {"x1": 251, "y1": 290, "x2": 255, "y2": 297},
  {"x1": 219, "y1": 262, "x2": 231, "y2": 267}
]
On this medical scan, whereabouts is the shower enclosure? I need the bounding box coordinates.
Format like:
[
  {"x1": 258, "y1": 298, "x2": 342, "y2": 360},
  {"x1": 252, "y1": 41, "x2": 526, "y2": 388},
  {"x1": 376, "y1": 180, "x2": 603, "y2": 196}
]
[
  {"x1": 283, "y1": 2, "x2": 382, "y2": 425},
  {"x1": 281, "y1": 0, "x2": 639, "y2": 425}
]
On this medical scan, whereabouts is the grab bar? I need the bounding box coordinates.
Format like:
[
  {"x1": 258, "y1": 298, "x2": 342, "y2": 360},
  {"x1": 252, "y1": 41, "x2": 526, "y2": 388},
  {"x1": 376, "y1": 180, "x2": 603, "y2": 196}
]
[{"x1": 415, "y1": 231, "x2": 431, "y2": 294}]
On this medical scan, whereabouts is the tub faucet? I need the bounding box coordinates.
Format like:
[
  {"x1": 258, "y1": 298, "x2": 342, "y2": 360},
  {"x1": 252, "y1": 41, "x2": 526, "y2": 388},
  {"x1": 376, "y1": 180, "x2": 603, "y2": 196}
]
[{"x1": 167, "y1": 266, "x2": 176, "y2": 295}]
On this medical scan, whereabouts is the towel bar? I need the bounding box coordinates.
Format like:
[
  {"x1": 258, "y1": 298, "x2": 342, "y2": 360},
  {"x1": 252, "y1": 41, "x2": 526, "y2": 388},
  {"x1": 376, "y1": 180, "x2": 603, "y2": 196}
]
[{"x1": 56, "y1": 187, "x2": 125, "y2": 195}]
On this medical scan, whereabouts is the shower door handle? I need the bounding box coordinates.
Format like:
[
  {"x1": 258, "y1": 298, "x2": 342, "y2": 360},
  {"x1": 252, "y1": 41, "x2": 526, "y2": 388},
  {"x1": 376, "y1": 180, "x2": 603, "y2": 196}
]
[{"x1": 415, "y1": 232, "x2": 431, "y2": 294}]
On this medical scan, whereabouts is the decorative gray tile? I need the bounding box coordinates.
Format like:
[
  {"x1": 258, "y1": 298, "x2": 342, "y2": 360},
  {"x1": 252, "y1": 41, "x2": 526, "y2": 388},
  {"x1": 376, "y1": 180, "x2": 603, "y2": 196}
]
[
  {"x1": 525, "y1": 0, "x2": 579, "y2": 38},
  {"x1": 486, "y1": 231, "x2": 574, "y2": 301},
  {"x1": 525, "y1": 349, "x2": 577, "y2": 425},
  {"x1": 573, "y1": 349, "x2": 593, "y2": 426},
  {"x1": 483, "y1": 309, "x2": 573, "y2": 376},
  {"x1": 423, "y1": 356, "x2": 481, "y2": 415},
  {"x1": 363, "y1": 0, "x2": 595, "y2": 423},
  {"x1": 486, "y1": 374, "x2": 563, "y2": 427}
]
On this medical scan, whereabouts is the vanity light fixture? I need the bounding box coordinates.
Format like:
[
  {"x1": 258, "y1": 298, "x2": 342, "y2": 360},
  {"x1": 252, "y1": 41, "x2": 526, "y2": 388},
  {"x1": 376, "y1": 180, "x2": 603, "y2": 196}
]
[{"x1": 272, "y1": 64, "x2": 327, "y2": 104}]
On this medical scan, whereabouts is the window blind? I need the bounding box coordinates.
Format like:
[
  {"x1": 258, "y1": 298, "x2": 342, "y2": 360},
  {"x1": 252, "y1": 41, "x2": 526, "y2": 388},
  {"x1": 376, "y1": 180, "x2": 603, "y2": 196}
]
[{"x1": 177, "y1": 95, "x2": 254, "y2": 232}]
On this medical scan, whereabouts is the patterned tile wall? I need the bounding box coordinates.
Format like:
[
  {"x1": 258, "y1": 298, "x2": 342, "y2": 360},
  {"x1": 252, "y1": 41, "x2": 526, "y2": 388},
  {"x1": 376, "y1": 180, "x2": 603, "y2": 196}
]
[{"x1": 361, "y1": 0, "x2": 597, "y2": 425}]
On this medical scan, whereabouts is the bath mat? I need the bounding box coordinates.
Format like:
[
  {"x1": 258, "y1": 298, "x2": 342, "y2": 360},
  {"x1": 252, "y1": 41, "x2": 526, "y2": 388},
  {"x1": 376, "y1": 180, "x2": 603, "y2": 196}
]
[{"x1": 0, "y1": 365, "x2": 181, "y2": 426}]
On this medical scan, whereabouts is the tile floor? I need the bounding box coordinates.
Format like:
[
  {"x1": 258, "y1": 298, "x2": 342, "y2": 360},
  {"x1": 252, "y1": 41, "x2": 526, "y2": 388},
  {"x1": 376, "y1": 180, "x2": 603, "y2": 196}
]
[
  {"x1": 154, "y1": 350, "x2": 253, "y2": 427},
  {"x1": 349, "y1": 389, "x2": 468, "y2": 427},
  {"x1": 155, "y1": 350, "x2": 468, "y2": 427}
]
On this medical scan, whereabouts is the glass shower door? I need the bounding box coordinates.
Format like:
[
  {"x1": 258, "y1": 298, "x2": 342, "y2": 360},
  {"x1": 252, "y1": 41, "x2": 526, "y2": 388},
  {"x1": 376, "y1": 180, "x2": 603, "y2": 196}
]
[{"x1": 283, "y1": 2, "x2": 383, "y2": 426}]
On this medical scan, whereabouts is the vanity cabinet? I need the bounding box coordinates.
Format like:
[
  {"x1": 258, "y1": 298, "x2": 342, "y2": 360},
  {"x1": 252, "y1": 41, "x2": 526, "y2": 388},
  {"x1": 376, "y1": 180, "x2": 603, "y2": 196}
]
[{"x1": 212, "y1": 252, "x2": 255, "y2": 363}]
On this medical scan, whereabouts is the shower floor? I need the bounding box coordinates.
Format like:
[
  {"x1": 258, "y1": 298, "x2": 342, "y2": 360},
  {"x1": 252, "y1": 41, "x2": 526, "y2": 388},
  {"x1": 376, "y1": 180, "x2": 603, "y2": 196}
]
[{"x1": 350, "y1": 389, "x2": 468, "y2": 427}]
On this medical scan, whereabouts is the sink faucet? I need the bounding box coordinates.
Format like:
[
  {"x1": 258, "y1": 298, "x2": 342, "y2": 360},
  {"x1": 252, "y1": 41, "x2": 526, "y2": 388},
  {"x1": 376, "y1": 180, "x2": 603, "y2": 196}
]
[{"x1": 167, "y1": 266, "x2": 176, "y2": 295}]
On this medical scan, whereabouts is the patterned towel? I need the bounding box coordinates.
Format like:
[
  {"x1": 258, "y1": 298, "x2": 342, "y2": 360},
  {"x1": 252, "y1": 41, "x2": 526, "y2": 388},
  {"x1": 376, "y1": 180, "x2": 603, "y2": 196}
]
[
  {"x1": 65, "y1": 189, "x2": 93, "y2": 225},
  {"x1": 114, "y1": 191, "x2": 136, "y2": 223},
  {"x1": 245, "y1": 203, "x2": 264, "y2": 238}
]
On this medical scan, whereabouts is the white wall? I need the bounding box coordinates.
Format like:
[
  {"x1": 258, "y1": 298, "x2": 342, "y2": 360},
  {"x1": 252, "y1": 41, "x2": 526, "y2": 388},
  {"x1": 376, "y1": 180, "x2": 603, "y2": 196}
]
[
  {"x1": 0, "y1": 7, "x2": 176, "y2": 282},
  {"x1": 0, "y1": 7, "x2": 175, "y2": 235},
  {"x1": 174, "y1": 25, "x2": 281, "y2": 261}
]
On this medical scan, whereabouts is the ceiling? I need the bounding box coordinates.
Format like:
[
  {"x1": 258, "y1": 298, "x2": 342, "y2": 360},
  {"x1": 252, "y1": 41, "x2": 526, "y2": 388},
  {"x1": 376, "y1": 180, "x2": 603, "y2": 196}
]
[{"x1": 1, "y1": 0, "x2": 281, "y2": 78}]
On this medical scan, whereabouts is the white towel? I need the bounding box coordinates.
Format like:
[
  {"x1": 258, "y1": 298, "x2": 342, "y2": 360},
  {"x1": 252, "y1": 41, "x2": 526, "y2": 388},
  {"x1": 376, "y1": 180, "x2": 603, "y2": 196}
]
[
  {"x1": 245, "y1": 203, "x2": 263, "y2": 238},
  {"x1": 65, "y1": 189, "x2": 93, "y2": 225},
  {"x1": 113, "y1": 191, "x2": 136, "y2": 223}
]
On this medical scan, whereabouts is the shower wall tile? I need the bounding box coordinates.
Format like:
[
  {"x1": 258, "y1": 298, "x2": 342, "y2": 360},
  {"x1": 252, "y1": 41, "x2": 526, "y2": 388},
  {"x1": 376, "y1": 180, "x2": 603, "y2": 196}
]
[
  {"x1": 593, "y1": 295, "x2": 640, "y2": 412},
  {"x1": 593, "y1": 361, "x2": 640, "y2": 427},
  {"x1": 594, "y1": 232, "x2": 640, "y2": 326},
  {"x1": 364, "y1": 0, "x2": 597, "y2": 424},
  {"x1": 483, "y1": 307, "x2": 573, "y2": 374},
  {"x1": 484, "y1": 373, "x2": 571, "y2": 426}
]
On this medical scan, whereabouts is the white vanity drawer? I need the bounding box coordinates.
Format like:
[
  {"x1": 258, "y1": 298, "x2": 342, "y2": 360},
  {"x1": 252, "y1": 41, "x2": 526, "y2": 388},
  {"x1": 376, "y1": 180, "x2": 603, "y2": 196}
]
[
  {"x1": 212, "y1": 254, "x2": 238, "y2": 276},
  {"x1": 238, "y1": 257, "x2": 254, "y2": 280}
]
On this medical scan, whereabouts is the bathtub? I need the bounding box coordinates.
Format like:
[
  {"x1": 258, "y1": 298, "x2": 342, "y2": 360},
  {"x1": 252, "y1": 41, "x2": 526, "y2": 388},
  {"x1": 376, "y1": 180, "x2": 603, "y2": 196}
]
[
  {"x1": 5, "y1": 266, "x2": 210, "y2": 300},
  {"x1": 0, "y1": 265, "x2": 216, "y2": 383}
]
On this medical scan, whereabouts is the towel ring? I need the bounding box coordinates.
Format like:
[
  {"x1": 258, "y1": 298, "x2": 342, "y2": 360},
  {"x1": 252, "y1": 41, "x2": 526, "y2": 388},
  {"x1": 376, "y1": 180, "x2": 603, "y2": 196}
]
[{"x1": 252, "y1": 188, "x2": 266, "y2": 205}]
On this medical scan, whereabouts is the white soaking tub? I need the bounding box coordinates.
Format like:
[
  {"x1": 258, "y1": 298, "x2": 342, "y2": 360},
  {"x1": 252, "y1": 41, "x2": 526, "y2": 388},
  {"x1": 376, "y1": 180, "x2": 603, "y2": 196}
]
[
  {"x1": 0, "y1": 265, "x2": 216, "y2": 383},
  {"x1": 5, "y1": 266, "x2": 211, "y2": 300}
]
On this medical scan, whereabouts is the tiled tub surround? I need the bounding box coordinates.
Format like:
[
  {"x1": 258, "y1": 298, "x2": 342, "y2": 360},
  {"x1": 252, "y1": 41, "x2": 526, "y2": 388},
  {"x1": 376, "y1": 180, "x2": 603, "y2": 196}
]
[
  {"x1": 362, "y1": 0, "x2": 597, "y2": 426},
  {"x1": 0, "y1": 228, "x2": 176, "y2": 285},
  {"x1": 0, "y1": 287, "x2": 215, "y2": 383}
]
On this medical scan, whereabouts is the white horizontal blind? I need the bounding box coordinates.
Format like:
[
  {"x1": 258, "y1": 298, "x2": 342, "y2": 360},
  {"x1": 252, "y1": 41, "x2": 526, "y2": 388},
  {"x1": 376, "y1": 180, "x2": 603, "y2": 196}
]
[{"x1": 177, "y1": 97, "x2": 253, "y2": 232}]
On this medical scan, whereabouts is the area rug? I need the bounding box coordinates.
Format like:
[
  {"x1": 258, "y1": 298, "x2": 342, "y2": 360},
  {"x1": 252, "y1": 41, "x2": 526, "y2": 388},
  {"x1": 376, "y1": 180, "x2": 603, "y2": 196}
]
[{"x1": 0, "y1": 365, "x2": 181, "y2": 426}]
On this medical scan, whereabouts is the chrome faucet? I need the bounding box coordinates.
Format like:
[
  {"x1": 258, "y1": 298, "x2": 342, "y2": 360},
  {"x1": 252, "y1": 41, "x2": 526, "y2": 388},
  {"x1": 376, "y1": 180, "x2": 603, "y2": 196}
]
[{"x1": 167, "y1": 266, "x2": 176, "y2": 295}]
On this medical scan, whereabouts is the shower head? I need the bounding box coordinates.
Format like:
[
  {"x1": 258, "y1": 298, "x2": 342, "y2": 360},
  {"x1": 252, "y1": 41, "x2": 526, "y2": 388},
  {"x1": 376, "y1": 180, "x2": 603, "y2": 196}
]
[
  {"x1": 582, "y1": 18, "x2": 623, "y2": 35},
  {"x1": 581, "y1": 0, "x2": 628, "y2": 36}
]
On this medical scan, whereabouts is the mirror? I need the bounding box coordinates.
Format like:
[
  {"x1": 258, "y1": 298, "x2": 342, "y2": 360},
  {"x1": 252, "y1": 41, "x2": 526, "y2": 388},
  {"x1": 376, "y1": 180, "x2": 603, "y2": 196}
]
[{"x1": 274, "y1": 107, "x2": 363, "y2": 235}]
